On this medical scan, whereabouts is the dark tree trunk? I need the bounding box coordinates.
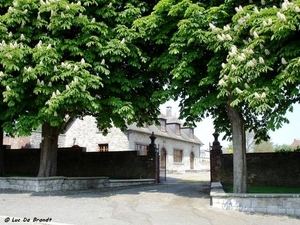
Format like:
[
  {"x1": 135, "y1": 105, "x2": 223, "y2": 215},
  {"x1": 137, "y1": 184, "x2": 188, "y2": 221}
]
[
  {"x1": 226, "y1": 100, "x2": 248, "y2": 193},
  {"x1": 37, "y1": 122, "x2": 60, "y2": 177},
  {"x1": 0, "y1": 121, "x2": 4, "y2": 177}
]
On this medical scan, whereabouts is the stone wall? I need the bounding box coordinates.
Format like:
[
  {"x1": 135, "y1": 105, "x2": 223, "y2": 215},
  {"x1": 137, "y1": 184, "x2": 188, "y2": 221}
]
[
  {"x1": 212, "y1": 152, "x2": 300, "y2": 187},
  {"x1": 210, "y1": 182, "x2": 300, "y2": 217},
  {"x1": 3, "y1": 147, "x2": 157, "y2": 180}
]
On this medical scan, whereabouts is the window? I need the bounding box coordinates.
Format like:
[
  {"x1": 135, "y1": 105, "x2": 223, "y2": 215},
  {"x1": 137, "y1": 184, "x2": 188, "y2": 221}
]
[
  {"x1": 135, "y1": 143, "x2": 148, "y2": 156},
  {"x1": 173, "y1": 149, "x2": 183, "y2": 163},
  {"x1": 175, "y1": 124, "x2": 181, "y2": 135},
  {"x1": 160, "y1": 119, "x2": 166, "y2": 132},
  {"x1": 98, "y1": 144, "x2": 108, "y2": 152}
]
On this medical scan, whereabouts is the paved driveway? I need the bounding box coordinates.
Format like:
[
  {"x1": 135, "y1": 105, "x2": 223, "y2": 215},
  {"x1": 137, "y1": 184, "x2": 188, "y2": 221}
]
[{"x1": 0, "y1": 172, "x2": 299, "y2": 225}]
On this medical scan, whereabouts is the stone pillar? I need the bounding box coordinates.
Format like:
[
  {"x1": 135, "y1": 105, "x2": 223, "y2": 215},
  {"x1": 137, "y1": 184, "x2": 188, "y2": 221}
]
[
  {"x1": 210, "y1": 132, "x2": 222, "y2": 182},
  {"x1": 148, "y1": 132, "x2": 160, "y2": 183}
]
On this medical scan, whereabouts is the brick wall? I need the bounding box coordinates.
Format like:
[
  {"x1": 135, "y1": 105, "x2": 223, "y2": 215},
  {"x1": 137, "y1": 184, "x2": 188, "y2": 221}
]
[
  {"x1": 3, "y1": 147, "x2": 157, "y2": 180},
  {"x1": 212, "y1": 152, "x2": 300, "y2": 187}
]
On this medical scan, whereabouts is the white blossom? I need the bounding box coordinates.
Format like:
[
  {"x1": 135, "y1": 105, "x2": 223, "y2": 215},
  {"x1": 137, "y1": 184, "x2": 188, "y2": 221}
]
[
  {"x1": 37, "y1": 79, "x2": 41, "y2": 84},
  {"x1": 120, "y1": 38, "x2": 125, "y2": 44},
  {"x1": 248, "y1": 37, "x2": 252, "y2": 43},
  {"x1": 6, "y1": 86, "x2": 11, "y2": 91},
  {"x1": 236, "y1": 87, "x2": 243, "y2": 94},
  {"x1": 79, "y1": 13, "x2": 83, "y2": 18},
  {"x1": 54, "y1": 66, "x2": 58, "y2": 72},
  {"x1": 281, "y1": 57, "x2": 288, "y2": 65},
  {"x1": 47, "y1": 44, "x2": 51, "y2": 50},
  {"x1": 13, "y1": 1, "x2": 18, "y2": 7},
  {"x1": 225, "y1": 34, "x2": 232, "y2": 41},
  {"x1": 261, "y1": 92, "x2": 266, "y2": 98},
  {"x1": 235, "y1": 5, "x2": 243, "y2": 13},
  {"x1": 254, "y1": 92, "x2": 260, "y2": 98},
  {"x1": 231, "y1": 64, "x2": 237, "y2": 70},
  {"x1": 77, "y1": 1, "x2": 81, "y2": 5},
  {"x1": 265, "y1": 49, "x2": 270, "y2": 55},
  {"x1": 221, "y1": 63, "x2": 226, "y2": 69},
  {"x1": 56, "y1": 90, "x2": 61, "y2": 95},
  {"x1": 37, "y1": 40, "x2": 42, "y2": 49},
  {"x1": 282, "y1": 2, "x2": 288, "y2": 10},
  {"x1": 237, "y1": 55, "x2": 245, "y2": 61},
  {"x1": 20, "y1": 34, "x2": 25, "y2": 40},
  {"x1": 81, "y1": 58, "x2": 85, "y2": 64},
  {"x1": 268, "y1": 18, "x2": 272, "y2": 25},
  {"x1": 254, "y1": 7, "x2": 259, "y2": 13},
  {"x1": 6, "y1": 53, "x2": 12, "y2": 59},
  {"x1": 245, "y1": 83, "x2": 250, "y2": 89},
  {"x1": 23, "y1": 9, "x2": 28, "y2": 14},
  {"x1": 66, "y1": 85, "x2": 70, "y2": 90},
  {"x1": 259, "y1": 57, "x2": 265, "y2": 64},
  {"x1": 277, "y1": 12, "x2": 286, "y2": 21},
  {"x1": 9, "y1": 32, "x2": 12, "y2": 37},
  {"x1": 223, "y1": 25, "x2": 230, "y2": 31},
  {"x1": 37, "y1": 13, "x2": 41, "y2": 20},
  {"x1": 261, "y1": 0, "x2": 265, "y2": 5},
  {"x1": 40, "y1": 0, "x2": 45, "y2": 5},
  {"x1": 260, "y1": 44, "x2": 264, "y2": 49},
  {"x1": 295, "y1": 6, "x2": 300, "y2": 13},
  {"x1": 40, "y1": 61, "x2": 43, "y2": 66},
  {"x1": 217, "y1": 34, "x2": 224, "y2": 41},
  {"x1": 101, "y1": 59, "x2": 105, "y2": 65},
  {"x1": 74, "y1": 65, "x2": 79, "y2": 72},
  {"x1": 243, "y1": 40, "x2": 248, "y2": 45},
  {"x1": 66, "y1": 5, "x2": 70, "y2": 10},
  {"x1": 209, "y1": 23, "x2": 217, "y2": 32},
  {"x1": 218, "y1": 79, "x2": 226, "y2": 86},
  {"x1": 51, "y1": 10, "x2": 56, "y2": 17},
  {"x1": 108, "y1": 2, "x2": 112, "y2": 7},
  {"x1": 54, "y1": 111, "x2": 58, "y2": 117},
  {"x1": 247, "y1": 59, "x2": 257, "y2": 67},
  {"x1": 0, "y1": 71, "x2": 4, "y2": 77},
  {"x1": 91, "y1": 18, "x2": 96, "y2": 23},
  {"x1": 67, "y1": 64, "x2": 71, "y2": 69},
  {"x1": 253, "y1": 31, "x2": 259, "y2": 39},
  {"x1": 40, "y1": 80, "x2": 44, "y2": 85},
  {"x1": 48, "y1": 82, "x2": 52, "y2": 87}
]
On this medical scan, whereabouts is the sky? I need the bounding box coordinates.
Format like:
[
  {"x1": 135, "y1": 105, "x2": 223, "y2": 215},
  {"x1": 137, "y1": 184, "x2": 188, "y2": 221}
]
[{"x1": 160, "y1": 101, "x2": 300, "y2": 150}]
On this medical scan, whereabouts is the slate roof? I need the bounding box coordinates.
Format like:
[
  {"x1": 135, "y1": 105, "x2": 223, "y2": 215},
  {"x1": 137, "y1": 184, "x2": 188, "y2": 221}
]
[{"x1": 127, "y1": 113, "x2": 203, "y2": 145}]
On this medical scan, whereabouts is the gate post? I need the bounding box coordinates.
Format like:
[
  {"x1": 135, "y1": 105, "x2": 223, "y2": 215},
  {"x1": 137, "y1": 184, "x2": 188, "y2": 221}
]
[
  {"x1": 210, "y1": 132, "x2": 222, "y2": 182},
  {"x1": 148, "y1": 132, "x2": 160, "y2": 183}
]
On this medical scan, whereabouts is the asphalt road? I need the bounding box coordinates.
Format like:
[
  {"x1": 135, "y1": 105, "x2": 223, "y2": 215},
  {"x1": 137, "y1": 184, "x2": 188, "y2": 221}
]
[{"x1": 0, "y1": 172, "x2": 299, "y2": 225}]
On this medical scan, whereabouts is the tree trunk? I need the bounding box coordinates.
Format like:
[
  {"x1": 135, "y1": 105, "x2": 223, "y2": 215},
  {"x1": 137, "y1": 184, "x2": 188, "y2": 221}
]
[
  {"x1": 226, "y1": 101, "x2": 248, "y2": 193},
  {"x1": 37, "y1": 122, "x2": 60, "y2": 177},
  {"x1": 0, "y1": 121, "x2": 4, "y2": 177}
]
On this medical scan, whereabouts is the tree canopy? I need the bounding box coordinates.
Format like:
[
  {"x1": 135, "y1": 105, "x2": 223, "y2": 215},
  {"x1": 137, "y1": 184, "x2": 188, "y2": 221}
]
[
  {"x1": 0, "y1": 0, "x2": 164, "y2": 176},
  {"x1": 134, "y1": 0, "x2": 300, "y2": 192}
]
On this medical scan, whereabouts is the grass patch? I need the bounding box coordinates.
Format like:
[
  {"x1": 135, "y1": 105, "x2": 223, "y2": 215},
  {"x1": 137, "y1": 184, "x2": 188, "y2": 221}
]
[{"x1": 223, "y1": 185, "x2": 300, "y2": 194}]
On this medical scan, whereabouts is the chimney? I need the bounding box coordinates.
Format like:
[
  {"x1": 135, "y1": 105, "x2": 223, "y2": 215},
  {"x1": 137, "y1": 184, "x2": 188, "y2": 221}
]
[{"x1": 166, "y1": 106, "x2": 172, "y2": 117}]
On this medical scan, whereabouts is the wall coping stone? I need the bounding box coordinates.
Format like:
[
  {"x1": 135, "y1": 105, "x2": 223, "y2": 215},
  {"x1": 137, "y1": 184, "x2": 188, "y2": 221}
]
[
  {"x1": 210, "y1": 182, "x2": 300, "y2": 217},
  {"x1": 0, "y1": 177, "x2": 155, "y2": 192}
]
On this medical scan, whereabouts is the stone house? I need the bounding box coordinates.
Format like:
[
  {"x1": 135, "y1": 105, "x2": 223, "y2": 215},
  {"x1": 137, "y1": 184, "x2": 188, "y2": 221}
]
[{"x1": 6, "y1": 107, "x2": 204, "y2": 173}]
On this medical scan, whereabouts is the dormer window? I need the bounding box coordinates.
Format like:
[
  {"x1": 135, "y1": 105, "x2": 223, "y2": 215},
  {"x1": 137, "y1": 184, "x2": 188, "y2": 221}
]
[
  {"x1": 159, "y1": 119, "x2": 166, "y2": 132},
  {"x1": 175, "y1": 124, "x2": 180, "y2": 135}
]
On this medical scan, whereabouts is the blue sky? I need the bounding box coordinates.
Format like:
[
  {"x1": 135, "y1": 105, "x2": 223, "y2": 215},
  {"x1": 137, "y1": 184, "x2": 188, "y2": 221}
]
[{"x1": 160, "y1": 101, "x2": 300, "y2": 149}]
